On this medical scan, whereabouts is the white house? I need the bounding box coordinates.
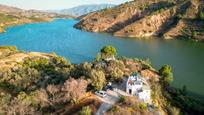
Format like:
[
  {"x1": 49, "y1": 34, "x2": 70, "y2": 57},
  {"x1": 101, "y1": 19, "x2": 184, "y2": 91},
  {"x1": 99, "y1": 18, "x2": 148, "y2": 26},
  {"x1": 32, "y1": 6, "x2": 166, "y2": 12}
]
[
  {"x1": 104, "y1": 55, "x2": 116, "y2": 61},
  {"x1": 137, "y1": 85, "x2": 151, "y2": 104},
  {"x1": 126, "y1": 73, "x2": 151, "y2": 104},
  {"x1": 126, "y1": 73, "x2": 143, "y2": 95}
]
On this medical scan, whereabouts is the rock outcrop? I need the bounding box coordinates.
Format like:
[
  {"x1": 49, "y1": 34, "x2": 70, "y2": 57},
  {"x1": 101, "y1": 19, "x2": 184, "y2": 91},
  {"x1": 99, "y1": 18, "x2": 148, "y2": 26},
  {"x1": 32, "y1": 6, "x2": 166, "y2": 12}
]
[{"x1": 75, "y1": 0, "x2": 204, "y2": 41}]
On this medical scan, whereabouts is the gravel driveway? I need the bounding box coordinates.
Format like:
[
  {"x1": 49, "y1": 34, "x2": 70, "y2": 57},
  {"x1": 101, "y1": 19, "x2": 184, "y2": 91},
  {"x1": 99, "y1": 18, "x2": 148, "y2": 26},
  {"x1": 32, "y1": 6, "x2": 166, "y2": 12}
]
[{"x1": 95, "y1": 90, "x2": 120, "y2": 115}]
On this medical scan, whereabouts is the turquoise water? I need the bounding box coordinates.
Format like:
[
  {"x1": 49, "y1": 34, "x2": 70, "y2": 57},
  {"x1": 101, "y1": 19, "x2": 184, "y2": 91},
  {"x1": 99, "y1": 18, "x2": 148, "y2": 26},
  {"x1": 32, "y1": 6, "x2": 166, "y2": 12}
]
[{"x1": 0, "y1": 19, "x2": 204, "y2": 98}]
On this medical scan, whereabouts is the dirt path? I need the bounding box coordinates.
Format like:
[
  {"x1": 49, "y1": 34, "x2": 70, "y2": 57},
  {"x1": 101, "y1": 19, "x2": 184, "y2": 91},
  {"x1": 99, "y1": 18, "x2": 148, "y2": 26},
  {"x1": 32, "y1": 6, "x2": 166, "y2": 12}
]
[
  {"x1": 95, "y1": 90, "x2": 120, "y2": 115},
  {"x1": 0, "y1": 52, "x2": 51, "y2": 69}
]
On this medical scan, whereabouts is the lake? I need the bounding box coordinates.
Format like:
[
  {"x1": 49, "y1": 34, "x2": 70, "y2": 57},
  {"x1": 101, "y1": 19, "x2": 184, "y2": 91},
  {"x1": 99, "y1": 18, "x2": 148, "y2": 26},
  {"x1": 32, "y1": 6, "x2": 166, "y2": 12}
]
[{"x1": 0, "y1": 19, "x2": 204, "y2": 99}]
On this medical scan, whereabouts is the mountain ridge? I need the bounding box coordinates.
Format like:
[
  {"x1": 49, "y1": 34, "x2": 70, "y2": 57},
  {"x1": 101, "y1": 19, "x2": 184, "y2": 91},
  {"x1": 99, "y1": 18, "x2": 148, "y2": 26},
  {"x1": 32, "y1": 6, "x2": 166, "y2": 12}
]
[
  {"x1": 75, "y1": 0, "x2": 204, "y2": 41},
  {"x1": 48, "y1": 4, "x2": 115, "y2": 17}
]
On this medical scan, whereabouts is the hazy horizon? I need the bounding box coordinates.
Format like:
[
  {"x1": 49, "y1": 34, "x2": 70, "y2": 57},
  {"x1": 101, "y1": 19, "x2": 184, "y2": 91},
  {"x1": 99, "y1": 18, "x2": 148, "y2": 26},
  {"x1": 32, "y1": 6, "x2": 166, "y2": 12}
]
[{"x1": 0, "y1": 0, "x2": 132, "y2": 10}]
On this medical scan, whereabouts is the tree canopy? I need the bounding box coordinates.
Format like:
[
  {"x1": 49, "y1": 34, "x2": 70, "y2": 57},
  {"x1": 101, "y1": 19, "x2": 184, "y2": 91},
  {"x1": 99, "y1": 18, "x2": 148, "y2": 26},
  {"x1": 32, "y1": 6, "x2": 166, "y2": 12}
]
[
  {"x1": 159, "y1": 65, "x2": 174, "y2": 85},
  {"x1": 89, "y1": 69, "x2": 106, "y2": 90},
  {"x1": 100, "y1": 45, "x2": 117, "y2": 56}
]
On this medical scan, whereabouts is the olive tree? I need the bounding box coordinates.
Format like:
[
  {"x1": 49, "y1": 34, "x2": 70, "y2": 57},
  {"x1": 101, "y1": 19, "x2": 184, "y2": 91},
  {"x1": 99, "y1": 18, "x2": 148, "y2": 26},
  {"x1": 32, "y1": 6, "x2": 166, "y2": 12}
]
[
  {"x1": 89, "y1": 69, "x2": 106, "y2": 90},
  {"x1": 110, "y1": 67, "x2": 124, "y2": 82}
]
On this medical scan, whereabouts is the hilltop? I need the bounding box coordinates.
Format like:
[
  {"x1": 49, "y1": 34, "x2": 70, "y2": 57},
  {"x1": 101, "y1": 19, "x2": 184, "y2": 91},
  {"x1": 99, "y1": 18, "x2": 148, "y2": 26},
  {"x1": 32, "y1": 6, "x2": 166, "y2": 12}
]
[
  {"x1": 0, "y1": 4, "x2": 22, "y2": 13},
  {"x1": 0, "y1": 4, "x2": 73, "y2": 33},
  {"x1": 75, "y1": 0, "x2": 204, "y2": 41},
  {"x1": 48, "y1": 4, "x2": 115, "y2": 17}
]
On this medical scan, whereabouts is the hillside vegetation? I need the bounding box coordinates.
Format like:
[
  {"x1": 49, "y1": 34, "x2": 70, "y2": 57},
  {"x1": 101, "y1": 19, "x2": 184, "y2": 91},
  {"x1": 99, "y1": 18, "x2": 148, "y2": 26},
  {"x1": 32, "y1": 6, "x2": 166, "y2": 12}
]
[
  {"x1": 0, "y1": 46, "x2": 204, "y2": 114},
  {"x1": 75, "y1": 0, "x2": 204, "y2": 41}
]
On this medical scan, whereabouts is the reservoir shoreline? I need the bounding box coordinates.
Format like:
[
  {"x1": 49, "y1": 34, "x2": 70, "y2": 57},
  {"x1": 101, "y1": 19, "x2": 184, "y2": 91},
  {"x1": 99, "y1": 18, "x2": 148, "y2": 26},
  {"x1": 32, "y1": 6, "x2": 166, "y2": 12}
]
[{"x1": 0, "y1": 19, "x2": 204, "y2": 99}]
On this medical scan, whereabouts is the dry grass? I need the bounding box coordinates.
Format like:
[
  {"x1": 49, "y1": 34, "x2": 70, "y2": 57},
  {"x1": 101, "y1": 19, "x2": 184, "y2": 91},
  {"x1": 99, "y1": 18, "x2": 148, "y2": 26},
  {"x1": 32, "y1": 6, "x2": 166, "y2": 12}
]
[
  {"x1": 0, "y1": 51, "x2": 52, "y2": 69},
  {"x1": 55, "y1": 93, "x2": 102, "y2": 115}
]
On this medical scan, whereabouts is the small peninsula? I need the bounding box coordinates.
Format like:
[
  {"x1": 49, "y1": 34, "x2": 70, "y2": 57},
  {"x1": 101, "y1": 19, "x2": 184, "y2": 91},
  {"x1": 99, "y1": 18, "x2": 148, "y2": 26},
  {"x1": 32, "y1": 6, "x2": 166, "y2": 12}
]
[
  {"x1": 0, "y1": 4, "x2": 73, "y2": 33},
  {"x1": 0, "y1": 46, "x2": 203, "y2": 115}
]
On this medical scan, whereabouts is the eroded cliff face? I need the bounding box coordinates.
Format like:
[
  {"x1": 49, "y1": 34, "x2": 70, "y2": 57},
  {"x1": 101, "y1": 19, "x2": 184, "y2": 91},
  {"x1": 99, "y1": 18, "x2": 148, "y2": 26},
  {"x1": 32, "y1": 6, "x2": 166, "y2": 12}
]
[
  {"x1": 75, "y1": 0, "x2": 174, "y2": 33},
  {"x1": 114, "y1": 1, "x2": 191, "y2": 37},
  {"x1": 75, "y1": 0, "x2": 204, "y2": 41},
  {"x1": 164, "y1": 0, "x2": 204, "y2": 40}
]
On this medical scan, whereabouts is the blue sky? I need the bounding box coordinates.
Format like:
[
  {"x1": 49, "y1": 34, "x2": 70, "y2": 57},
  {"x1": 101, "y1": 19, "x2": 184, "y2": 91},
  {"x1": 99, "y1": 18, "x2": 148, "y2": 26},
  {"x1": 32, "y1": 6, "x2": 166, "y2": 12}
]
[{"x1": 0, "y1": 0, "x2": 132, "y2": 10}]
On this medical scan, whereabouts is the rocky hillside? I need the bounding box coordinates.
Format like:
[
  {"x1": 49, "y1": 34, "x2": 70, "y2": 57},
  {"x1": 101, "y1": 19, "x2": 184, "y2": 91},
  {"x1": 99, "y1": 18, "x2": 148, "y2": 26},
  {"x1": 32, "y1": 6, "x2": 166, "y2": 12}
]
[
  {"x1": 75, "y1": 0, "x2": 204, "y2": 41},
  {"x1": 0, "y1": 4, "x2": 72, "y2": 33}
]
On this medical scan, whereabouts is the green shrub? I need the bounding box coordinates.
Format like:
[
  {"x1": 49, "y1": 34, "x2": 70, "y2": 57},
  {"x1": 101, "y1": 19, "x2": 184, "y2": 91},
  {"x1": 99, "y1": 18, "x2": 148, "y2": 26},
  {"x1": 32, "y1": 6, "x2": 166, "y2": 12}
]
[
  {"x1": 199, "y1": 12, "x2": 204, "y2": 21},
  {"x1": 95, "y1": 53, "x2": 102, "y2": 62},
  {"x1": 110, "y1": 67, "x2": 124, "y2": 82},
  {"x1": 141, "y1": 58, "x2": 153, "y2": 69},
  {"x1": 159, "y1": 65, "x2": 171, "y2": 75},
  {"x1": 159, "y1": 65, "x2": 174, "y2": 85},
  {"x1": 139, "y1": 103, "x2": 147, "y2": 110},
  {"x1": 111, "y1": 105, "x2": 119, "y2": 112},
  {"x1": 167, "y1": 0, "x2": 175, "y2": 4},
  {"x1": 119, "y1": 96, "x2": 125, "y2": 103},
  {"x1": 192, "y1": 31, "x2": 197, "y2": 38},
  {"x1": 0, "y1": 92, "x2": 11, "y2": 105},
  {"x1": 21, "y1": 57, "x2": 49, "y2": 70},
  {"x1": 79, "y1": 106, "x2": 92, "y2": 115},
  {"x1": 49, "y1": 56, "x2": 71, "y2": 70},
  {"x1": 176, "y1": 14, "x2": 183, "y2": 20},
  {"x1": 140, "y1": 4, "x2": 149, "y2": 10},
  {"x1": 163, "y1": 72, "x2": 173, "y2": 85}
]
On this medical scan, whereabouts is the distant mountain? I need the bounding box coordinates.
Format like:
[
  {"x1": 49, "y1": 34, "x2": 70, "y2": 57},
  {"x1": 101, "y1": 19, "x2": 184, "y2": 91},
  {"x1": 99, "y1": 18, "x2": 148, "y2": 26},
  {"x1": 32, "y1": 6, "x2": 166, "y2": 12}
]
[
  {"x1": 0, "y1": 4, "x2": 72, "y2": 33},
  {"x1": 0, "y1": 4, "x2": 22, "y2": 13},
  {"x1": 51, "y1": 4, "x2": 115, "y2": 16}
]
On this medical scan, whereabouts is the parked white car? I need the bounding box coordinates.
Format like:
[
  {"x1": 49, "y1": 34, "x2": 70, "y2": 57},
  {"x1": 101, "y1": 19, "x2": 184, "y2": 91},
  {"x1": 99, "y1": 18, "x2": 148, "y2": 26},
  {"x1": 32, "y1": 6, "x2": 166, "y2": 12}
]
[{"x1": 95, "y1": 91, "x2": 107, "y2": 98}]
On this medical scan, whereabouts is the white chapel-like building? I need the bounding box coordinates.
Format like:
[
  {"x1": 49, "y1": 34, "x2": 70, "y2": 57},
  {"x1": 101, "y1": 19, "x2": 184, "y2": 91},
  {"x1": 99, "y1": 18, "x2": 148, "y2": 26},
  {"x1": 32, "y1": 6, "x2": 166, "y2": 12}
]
[{"x1": 126, "y1": 73, "x2": 151, "y2": 104}]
